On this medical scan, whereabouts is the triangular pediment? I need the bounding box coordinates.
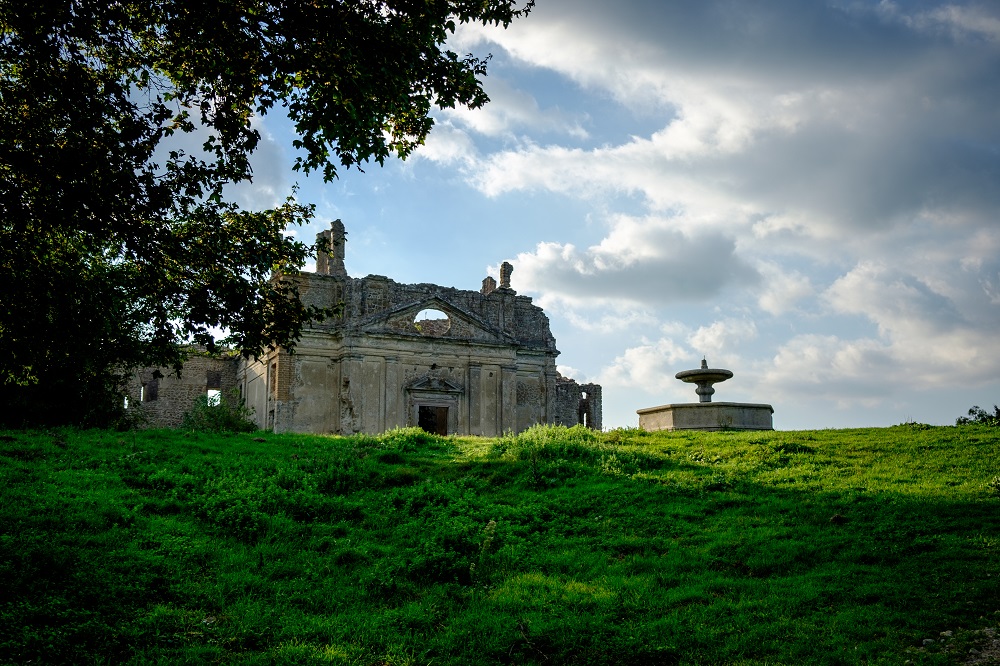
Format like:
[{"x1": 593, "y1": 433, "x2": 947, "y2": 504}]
[
  {"x1": 406, "y1": 375, "x2": 463, "y2": 394},
  {"x1": 354, "y1": 296, "x2": 516, "y2": 344}
]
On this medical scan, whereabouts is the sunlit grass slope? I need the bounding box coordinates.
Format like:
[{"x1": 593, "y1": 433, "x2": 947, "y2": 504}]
[{"x1": 2, "y1": 424, "x2": 999, "y2": 665}]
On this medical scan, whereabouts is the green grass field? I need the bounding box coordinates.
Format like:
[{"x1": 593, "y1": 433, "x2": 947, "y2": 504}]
[{"x1": 2, "y1": 424, "x2": 998, "y2": 665}]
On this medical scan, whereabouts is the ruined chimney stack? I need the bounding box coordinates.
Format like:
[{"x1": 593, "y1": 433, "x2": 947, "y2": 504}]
[
  {"x1": 315, "y1": 219, "x2": 347, "y2": 277},
  {"x1": 498, "y1": 261, "x2": 515, "y2": 293}
]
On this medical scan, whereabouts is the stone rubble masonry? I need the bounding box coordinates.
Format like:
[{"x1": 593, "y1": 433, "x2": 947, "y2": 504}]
[
  {"x1": 127, "y1": 353, "x2": 239, "y2": 428},
  {"x1": 132, "y1": 221, "x2": 602, "y2": 436},
  {"x1": 554, "y1": 378, "x2": 603, "y2": 431}
]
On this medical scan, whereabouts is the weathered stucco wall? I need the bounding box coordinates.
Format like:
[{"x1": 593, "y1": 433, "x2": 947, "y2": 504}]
[{"x1": 239, "y1": 302, "x2": 563, "y2": 436}]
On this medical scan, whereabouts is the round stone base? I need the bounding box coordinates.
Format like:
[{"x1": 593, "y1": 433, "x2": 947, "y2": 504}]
[{"x1": 637, "y1": 401, "x2": 774, "y2": 432}]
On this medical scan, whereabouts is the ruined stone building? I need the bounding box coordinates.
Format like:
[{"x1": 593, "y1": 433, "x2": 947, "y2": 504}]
[{"x1": 130, "y1": 221, "x2": 601, "y2": 436}]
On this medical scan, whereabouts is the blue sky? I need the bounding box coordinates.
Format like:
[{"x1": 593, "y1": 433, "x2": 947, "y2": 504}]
[{"x1": 232, "y1": 0, "x2": 1000, "y2": 430}]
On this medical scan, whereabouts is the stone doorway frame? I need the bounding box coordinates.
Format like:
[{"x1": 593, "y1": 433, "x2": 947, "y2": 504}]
[{"x1": 406, "y1": 375, "x2": 463, "y2": 436}]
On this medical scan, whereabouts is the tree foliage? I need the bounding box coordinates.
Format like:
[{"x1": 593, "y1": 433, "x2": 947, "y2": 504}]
[
  {"x1": 0, "y1": 0, "x2": 532, "y2": 426},
  {"x1": 956, "y1": 405, "x2": 1000, "y2": 427}
]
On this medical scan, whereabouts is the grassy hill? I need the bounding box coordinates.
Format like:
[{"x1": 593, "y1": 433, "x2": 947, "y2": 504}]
[{"x1": 1, "y1": 424, "x2": 998, "y2": 665}]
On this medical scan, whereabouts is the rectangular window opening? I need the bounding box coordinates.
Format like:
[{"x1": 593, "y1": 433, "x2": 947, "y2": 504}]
[{"x1": 142, "y1": 379, "x2": 158, "y2": 402}]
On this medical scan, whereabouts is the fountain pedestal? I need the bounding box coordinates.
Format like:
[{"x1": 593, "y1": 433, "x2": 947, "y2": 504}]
[{"x1": 637, "y1": 359, "x2": 773, "y2": 431}]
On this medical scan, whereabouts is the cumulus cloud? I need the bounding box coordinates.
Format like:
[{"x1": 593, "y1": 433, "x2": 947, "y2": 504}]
[
  {"x1": 225, "y1": 118, "x2": 290, "y2": 210},
  {"x1": 689, "y1": 318, "x2": 758, "y2": 357},
  {"x1": 440, "y1": 78, "x2": 588, "y2": 139},
  {"x1": 598, "y1": 336, "x2": 692, "y2": 392},
  {"x1": 756, "y1": 334, "x2": 894, "y2": 407},
  {"x1": 412, "y1": 120, "x2": 479, "y2": 166},
  {"x1": 596, "y1": 316, "x2": 760, "y2": 393},
  {"x1": 555, "y1": 308, "x2": 660, "y2": 334},
  {"x1": 877, "y1": 1, "x2": 1000, "y2": 42},
  {"x1": 755, "y1": 261, "x2": 815, "y2": 314},
  {"x1": 822, "y1": 261, "x2": 1000, "y2": 382},
  {"x1": 825, "y1": 262, "x2": 964, "y2": 337},
  {"x1": 156, "y1": 114, "x2": 291, "y2": 212},
  {"x1": 753, "y1": 256, "x2": 1000, "y2": 408},
  {"x1": 510, "y1": 214, "x2": 759, "y2": 307}
]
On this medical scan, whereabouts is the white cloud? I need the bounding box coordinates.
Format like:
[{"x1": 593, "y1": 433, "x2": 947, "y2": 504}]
[
  {"x1": 755, "y1": 261, "x2": 815, "y2": 315},
  {"x1": 757, "y1": 334, "x2": 894, "y2": 408},
  {"x1": 441, "y1": 78, "x2": 588, "y2": 139},
  {"x1": 930, "y1": 4, "x2": 1000, "y2": 41},
  {"x1": 747, "y1": 255, "x2": 1000, "y2": 411},
  {"x1": 598, "y1": 336, "x2": 692, "y2": 392},
  {"x1": 412, "y1": 121, "x2": 479, "y2": 166},
  {"x1": 595, "y1": 316, "x2": 759, "y2": 393},
  {"x1": 511, "y1": 214, "x2": 759, "y2": 308},
  {"x1": 323, "y1": 0, "x2": 1000, "y2": 428},
  {"x1": 557, "y1": 365, "x2": 584, "y2": 381},
  {"x1": 821, "y1": 261, "x2": 1000, "y2": 383},
  {"x1": 688, "y1": 318, "x2": 758, "y2": 358},
  {"x1": 556, "y1": 307, "x2": 660, "y2": 335},
  {"x1": 453, "y1": 0, "x2": 1000, "y2": 249},
  {"x1": 156, "y1": 114, "x2": 291, "y2": 212}
]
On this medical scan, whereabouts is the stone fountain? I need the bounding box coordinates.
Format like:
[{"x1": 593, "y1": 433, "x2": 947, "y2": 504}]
[{"x1": 636, "y1": 358, "x2": 773, "y2": 431}]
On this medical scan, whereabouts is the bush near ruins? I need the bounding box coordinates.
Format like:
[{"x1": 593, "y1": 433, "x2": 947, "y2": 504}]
[{"x1": 181, "y1": 389, "x2": 257, "y2": 433}]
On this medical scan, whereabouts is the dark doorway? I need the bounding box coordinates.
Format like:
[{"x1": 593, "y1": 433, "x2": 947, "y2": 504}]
[{"x1": 418, "y1": 406, "x2": 449, "y2": 435}]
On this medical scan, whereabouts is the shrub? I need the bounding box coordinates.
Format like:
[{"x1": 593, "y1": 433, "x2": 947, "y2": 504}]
[
  {"x1": 181, "y1": 389, "x2": 257, "y2": 433},
  {"x1": 378, "y1": 426, "x2": 449, "y2": 452}
]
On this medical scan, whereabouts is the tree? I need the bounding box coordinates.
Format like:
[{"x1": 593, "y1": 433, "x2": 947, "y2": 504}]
[
  {"x1": 956, "y1": 404, "x2": 1000, "y2": 427},
  {"x1": 0, "y1": 0, "x2": 532, "y2": 427}
]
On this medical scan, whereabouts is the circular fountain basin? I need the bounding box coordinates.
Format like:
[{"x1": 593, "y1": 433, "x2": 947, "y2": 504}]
[{"x1": 675, "y1": 368, "x2": 733, "y2": 384}]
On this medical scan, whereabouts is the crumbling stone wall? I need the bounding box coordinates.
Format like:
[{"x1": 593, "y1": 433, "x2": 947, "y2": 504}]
[
  {"x1": 301, "y1": 227, "x2": 557, "y2": 352},
  {"x1": 296, "y1": 273, "x2": 557, "y2": 352},
  {"x1": 127, "y1": 354, "x2": 239, "y2": 427},
  {"x1": 553, "y1": 376, "x2": 603, "y2": 430}
]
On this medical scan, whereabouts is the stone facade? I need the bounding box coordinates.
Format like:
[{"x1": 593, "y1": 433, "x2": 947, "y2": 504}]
[{"x1": 132, "y1": 221, "x2": 601, "y2": 436}]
